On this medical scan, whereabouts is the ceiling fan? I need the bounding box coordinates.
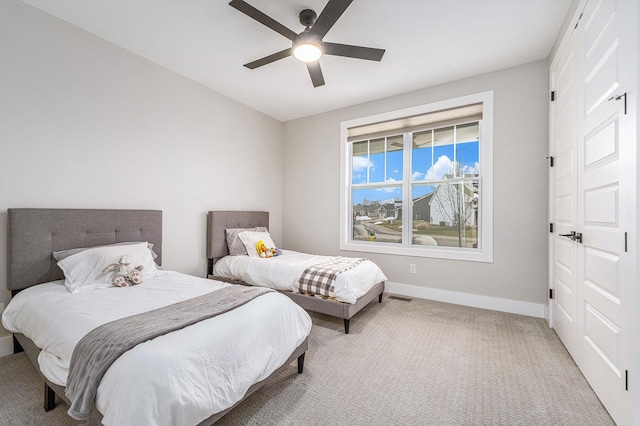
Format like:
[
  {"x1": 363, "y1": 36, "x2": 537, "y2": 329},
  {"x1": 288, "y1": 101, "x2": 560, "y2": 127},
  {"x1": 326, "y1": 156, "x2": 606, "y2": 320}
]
[{"x1": 229, "y1": 0, "x2": 386, "y2": 88}]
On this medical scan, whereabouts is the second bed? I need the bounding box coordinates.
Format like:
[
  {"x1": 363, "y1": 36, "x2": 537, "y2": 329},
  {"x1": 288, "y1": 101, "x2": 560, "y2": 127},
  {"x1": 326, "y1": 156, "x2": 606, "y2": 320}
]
[{"x1": 206, "y1": 211, "x2": 387, "y2": 334}]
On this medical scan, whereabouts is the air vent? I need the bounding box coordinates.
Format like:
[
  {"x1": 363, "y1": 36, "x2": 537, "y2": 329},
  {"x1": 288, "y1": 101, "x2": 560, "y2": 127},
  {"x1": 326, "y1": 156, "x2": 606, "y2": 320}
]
[{"x1": 388, "y1": 295, "x2": 413, "y2": 302}]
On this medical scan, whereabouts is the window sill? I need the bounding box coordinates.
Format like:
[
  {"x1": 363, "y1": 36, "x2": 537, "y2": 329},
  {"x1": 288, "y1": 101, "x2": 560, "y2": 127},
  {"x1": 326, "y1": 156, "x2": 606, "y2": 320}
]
[{"x1": 340, "y1": 241, "x2": 493, "y2": 263}]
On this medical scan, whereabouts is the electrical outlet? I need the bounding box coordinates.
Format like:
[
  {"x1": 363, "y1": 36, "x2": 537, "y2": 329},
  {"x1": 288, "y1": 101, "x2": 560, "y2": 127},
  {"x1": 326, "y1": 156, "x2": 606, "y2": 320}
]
[{"x1": 409, "y1": 264, "x2": 416, "y2": 274}]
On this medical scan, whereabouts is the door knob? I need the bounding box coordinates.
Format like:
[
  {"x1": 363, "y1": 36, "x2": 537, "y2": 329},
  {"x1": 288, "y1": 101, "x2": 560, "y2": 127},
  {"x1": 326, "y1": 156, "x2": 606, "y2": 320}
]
[{"x1": 559, "y1": 231, "x2": 582, "y2": 243}]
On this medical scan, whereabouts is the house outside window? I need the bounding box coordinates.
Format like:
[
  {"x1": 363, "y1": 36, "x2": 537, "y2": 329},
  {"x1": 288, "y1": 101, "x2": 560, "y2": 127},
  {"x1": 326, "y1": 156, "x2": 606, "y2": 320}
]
[{"x1": 340, "y1": 92, "x2": 493, "y2": 262}]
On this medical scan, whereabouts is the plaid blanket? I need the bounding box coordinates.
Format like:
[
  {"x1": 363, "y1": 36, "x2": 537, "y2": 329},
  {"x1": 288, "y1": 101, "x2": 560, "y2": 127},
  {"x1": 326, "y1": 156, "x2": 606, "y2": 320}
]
[{"x1": 298, "y1": 257, "x2": 366, "y2": 298}]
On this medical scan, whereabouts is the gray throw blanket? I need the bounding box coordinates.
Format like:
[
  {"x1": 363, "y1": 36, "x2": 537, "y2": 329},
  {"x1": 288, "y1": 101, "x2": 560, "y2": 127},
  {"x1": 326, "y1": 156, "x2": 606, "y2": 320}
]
[
  {"x1": 298, "y1": 257, "x2": 366, "y2": 298},
  {"x1": 65, "y1": 285, "x2": 273, "y2": 421}
]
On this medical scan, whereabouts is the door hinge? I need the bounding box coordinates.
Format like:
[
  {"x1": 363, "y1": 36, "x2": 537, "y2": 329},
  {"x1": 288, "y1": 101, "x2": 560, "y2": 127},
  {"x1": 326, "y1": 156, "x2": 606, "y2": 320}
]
[
  {"x1": 549, "y1": 223, "x2": 554, "y2": 233},
  {"x1": 574, "y1": 12, "x2": 583, "y2": 29},
  {"x1": 546, "y1": 156, "x2": 554, "y2": 167},
  {"x1": 551, "y1": 91, "x2": 556, "y2": 101},
  {"x1": 549, "y1": 289, "x2": 554, "y2": 299},
  {"x1": 625, "y1": 232, "x2": 628, "y2": 252},
  {"x1": 626, "y1": 370, "x2": 629, "y2": 391}
]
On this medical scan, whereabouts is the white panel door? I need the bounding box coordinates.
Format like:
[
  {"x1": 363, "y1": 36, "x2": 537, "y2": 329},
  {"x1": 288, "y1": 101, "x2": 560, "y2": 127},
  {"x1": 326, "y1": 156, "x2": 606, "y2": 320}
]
[
  {"x1": 552, "y1": 33, "x2": 579, "y2": 360},
  {"x1": 576, "y1": 0, "x2": 635, "y2": 424}
]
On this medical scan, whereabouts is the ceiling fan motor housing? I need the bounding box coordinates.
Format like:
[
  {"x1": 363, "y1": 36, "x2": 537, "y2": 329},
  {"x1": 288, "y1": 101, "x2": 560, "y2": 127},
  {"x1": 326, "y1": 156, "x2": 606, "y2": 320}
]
[{"x1": 299, "y1": 9, "x2": 317, "y2": 27}]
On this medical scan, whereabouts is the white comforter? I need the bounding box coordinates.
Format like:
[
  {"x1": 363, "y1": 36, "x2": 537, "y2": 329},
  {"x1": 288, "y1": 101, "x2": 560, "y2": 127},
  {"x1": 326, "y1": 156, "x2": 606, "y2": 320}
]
[
  {"x1": 212, "y1": 250, "x2": 387, "y2": 304},
  {"x1": 2, "y1": 271, "x2": 312, "y2": 426}
]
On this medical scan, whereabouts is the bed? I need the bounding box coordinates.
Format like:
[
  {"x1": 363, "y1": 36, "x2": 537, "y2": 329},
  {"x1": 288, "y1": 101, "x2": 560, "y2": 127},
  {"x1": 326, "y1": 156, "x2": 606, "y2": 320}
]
[
  {"x1": 2, "y1": 208, "x2": 311, "y2": 425},
  {"x1": 206, "y1": 211, "x2": 387, "y2": 334}
]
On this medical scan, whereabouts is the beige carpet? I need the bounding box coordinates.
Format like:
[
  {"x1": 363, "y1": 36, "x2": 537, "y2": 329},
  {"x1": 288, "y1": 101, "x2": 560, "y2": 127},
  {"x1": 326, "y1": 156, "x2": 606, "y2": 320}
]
[{"x1": 0, "y1": 295, "x2": 614, "y2": 425}]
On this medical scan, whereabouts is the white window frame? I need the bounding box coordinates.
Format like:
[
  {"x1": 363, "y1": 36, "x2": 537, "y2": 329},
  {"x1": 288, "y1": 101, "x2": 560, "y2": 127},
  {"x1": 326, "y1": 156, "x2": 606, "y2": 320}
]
[{"x1": 339, "y1": 91, "x2": 494, "y2": 262}]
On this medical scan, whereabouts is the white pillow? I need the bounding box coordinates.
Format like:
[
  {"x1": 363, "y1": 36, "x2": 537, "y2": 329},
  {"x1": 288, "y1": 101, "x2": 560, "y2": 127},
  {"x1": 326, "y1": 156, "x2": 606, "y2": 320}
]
[
  {"x1": 225, "y1": 227, "x2": 267, "y2": 256},
  {"x1": 238, "y1": 231, "x2": 277, "y2": 258},
  {"x1": 57, "y1": 242, "x2": 161, "y2": 293}
]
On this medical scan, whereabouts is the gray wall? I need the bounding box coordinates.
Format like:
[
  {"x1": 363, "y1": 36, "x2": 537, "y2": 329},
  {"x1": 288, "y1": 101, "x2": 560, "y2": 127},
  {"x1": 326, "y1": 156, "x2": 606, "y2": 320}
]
[
  {"x1": 0, "y1": 0, "x2": 284, "y2": 309},
  {"x1": 282, "y1": 60, "x2": 550, "y2": 309},
  {"x1": 1, "y1": 0, "x2": 552, "y2": 323}
]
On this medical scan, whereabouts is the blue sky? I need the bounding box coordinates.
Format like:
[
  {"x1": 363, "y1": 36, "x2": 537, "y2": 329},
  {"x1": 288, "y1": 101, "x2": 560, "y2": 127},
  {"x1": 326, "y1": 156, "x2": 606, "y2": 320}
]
[{"x1": 352, "y1": 140, "x2": 479, "y2": 206}]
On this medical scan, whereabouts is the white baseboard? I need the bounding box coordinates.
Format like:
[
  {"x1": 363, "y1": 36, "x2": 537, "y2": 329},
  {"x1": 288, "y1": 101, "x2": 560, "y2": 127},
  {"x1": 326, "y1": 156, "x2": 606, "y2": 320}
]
[
  {"x1": 0, "y1": 334, "x2": 13, "y2": 357},
  {"x1": 0, "y1": 302, "x2": 13, "y2": 357},
  {"x1": 384, "y1": 281, "x2": 546, "y2": 318}
]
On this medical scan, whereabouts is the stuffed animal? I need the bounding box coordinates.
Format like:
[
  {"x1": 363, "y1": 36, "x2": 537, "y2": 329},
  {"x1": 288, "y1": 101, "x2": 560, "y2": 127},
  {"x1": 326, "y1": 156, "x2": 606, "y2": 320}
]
[
  {"x1": 256, "y1": 240, "x2": 281, "y2": 258},
  {"x1": 102, "y1": 254, "x2": 144, "y2": 287}
]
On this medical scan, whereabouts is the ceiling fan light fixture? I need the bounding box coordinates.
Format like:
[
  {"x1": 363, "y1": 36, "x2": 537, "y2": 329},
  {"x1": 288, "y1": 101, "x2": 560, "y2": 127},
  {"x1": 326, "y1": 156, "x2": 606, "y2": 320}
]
[{"x1": 293, "y1": 43, "x2": 323, "y2": 62}]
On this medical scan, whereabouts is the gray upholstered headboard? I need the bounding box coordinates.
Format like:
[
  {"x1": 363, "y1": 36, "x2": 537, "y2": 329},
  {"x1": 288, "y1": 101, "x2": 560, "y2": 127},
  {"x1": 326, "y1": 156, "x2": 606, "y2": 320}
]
[
  {"x1": 206, "y1": 211, "x2": 269, "y2": 261},
  {"x1": 7, "y1": 209, "x2": 162, "y2": 292}
]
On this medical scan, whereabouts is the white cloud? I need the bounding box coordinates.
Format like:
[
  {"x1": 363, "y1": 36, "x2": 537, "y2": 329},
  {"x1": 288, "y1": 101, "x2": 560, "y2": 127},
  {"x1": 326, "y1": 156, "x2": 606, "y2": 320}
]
[
  {"x1": 413, "y1": 171, "x2": 425, "y2": 181},
  {"x1": 376, "y1": 186, "x2": 399, "y2": 193},
  {"x1": 352, "y1": 156, "x2": 371, "y2": 172},
  {"x1": 462, "y1": 162, "x2": 480, "y2": 174},
  {"x1": 425, "y1": 155, "x2": 453, "y2": 179}
]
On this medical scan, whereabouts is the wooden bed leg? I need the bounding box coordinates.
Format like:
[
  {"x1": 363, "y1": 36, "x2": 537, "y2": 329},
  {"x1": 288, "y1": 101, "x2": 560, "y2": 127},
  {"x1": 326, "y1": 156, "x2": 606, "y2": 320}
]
[
  {"x1": 297, "y1": 353, "x2": 305, "y2": 374},
  {"x1": 343, "y1": 319, "x2": 350, "y2": 334},
  {"x1": 378, "y1": 293, "x2": 383, "y2": 303},
  {"x1": 44, "y1": 384, "x2": 56, "y2": 411}
]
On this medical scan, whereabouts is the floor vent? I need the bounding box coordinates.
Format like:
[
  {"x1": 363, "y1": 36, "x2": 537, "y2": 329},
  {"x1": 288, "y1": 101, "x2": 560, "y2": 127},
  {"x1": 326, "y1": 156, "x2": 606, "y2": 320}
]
[{"x1": 388, "y1": 295, "x2": 413, "y2": 302}]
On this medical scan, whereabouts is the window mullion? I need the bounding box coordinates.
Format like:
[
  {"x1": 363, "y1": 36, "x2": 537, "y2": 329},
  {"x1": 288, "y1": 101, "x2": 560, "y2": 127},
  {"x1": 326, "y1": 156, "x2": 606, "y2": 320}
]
[
  {"x1": 453, "y1": 125, "x2": 458, "y2": 178},
  {"x1": 431, "y1": 129, "x2": 434, "y2": 173},
  {"x1": 366, "y1": 141, "x2": 371, "y2": 183},
  {"x1": 402, "y1": 132, "x2": 412, "y2": 246},
  {"x1": 476, "y1": 120, "x2": 483, "y2": 247},
  {"x1": 383, "y1": 137, "x2": 387, "y2": 182}
]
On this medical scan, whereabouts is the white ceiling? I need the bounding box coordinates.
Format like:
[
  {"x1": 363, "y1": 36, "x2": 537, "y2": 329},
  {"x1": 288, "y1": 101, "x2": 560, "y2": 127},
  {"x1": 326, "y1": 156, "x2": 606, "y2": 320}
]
[{"x1": 20, "y1": 0, "x2": 571, "y2": 122}]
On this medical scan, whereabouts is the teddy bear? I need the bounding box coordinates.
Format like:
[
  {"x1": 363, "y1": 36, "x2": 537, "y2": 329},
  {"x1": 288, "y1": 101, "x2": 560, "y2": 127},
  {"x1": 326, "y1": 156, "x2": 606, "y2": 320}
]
[{"x1": 102, "y1": 254, "x2": 144, "y2": 287}]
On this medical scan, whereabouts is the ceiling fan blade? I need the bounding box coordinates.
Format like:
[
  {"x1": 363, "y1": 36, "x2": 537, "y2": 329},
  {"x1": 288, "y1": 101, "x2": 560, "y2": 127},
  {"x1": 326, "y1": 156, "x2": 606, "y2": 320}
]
[
  {"x1": 324, "y1": 42, "x2": 385, "y2": 61},
  {"x1": 306, "y1": 61, "x2": 325, "y2": 87},
  {"x1": 229, "y1": 0, "x2": 297, "y2": 41},
  {"x1": 244, "y1": 48, "x2": 292, "y2": 69},
  {"x1": 309, "y1": 0, "x2": 353, "y2": 39}
]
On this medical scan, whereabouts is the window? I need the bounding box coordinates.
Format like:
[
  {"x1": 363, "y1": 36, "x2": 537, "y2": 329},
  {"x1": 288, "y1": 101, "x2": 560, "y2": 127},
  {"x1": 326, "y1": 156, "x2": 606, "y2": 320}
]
[{"x1": 340, "y1": 92, "x2": 493, "y2": 262}]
